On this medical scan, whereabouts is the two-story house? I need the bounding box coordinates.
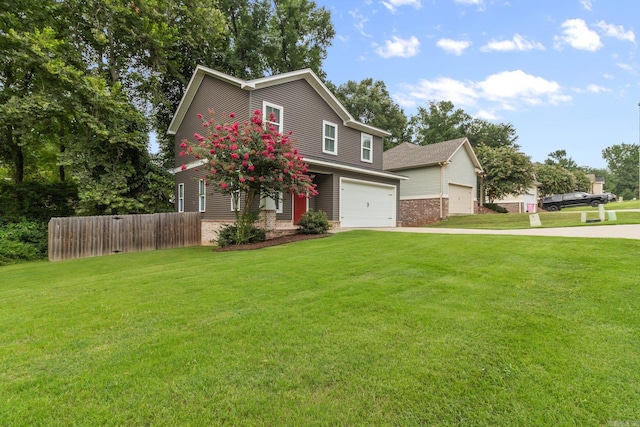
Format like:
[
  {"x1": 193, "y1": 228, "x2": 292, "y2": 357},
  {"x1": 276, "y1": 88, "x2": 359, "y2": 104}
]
[{"x1": 168, "y1": 66, "x2": 405, "y2": 242}]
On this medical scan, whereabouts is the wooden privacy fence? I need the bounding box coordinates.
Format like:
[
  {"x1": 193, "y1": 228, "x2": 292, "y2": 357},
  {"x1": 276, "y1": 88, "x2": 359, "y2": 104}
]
[{"x1": 48, "y1": 212, "x2": 201, "y2": 262}]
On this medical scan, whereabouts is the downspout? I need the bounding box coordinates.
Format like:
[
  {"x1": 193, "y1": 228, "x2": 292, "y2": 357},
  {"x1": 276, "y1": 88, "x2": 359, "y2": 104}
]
[{"x1": 439, "y1": 161, "x2": 447, "y2": 219}]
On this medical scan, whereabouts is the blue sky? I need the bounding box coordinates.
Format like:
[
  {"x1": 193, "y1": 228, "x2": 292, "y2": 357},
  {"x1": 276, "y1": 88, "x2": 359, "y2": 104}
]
[{"x1": 318, "y1": 0, "x2": 639, "y2": 168}]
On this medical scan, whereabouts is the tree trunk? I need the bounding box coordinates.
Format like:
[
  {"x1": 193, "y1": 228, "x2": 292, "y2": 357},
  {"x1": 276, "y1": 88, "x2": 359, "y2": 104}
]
[{"x1": 59, "y1": 143, "x2": 66, "y2": 181}]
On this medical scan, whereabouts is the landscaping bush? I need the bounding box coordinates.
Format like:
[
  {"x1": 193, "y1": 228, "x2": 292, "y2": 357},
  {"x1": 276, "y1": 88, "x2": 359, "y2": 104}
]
[
  {"x1": 216, "y1": 223, "x2": 266, "y2": 248},
  {"x1": 483, "y1": 203, "x2": 509, "y2": 213},
  {"x1": 0, "y1": 220, "x2": 48, "y2": 265},
  {"x1": 0, "y1": 181, "x2": 78, "y2": 222},
  {"x1": 297, "y1": 209, "x2": 330, "y2": 234}
]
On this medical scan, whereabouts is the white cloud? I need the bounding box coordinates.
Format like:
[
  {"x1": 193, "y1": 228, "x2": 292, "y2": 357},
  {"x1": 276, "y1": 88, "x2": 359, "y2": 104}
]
[
  {"x1": 349, "y1": 9, "x2": 372, "y2": 37},
  {"x1": 375, "y1": 36, "x2": 420, "y2": 58},
  {"x1": 455, "y1": 0, "x2": 484, "y2": 6},
  {"x1": 395, "y1": 70, "x2": 571, "y2": 113},
  {"x1": 574, "y1": 84, "x2": 611, "y2": 93},
  {"x1": 436, "y1": 38, "x2": 472, "y2": 55},
  {"x1": 481, "y1": 34, "x2": 545, "y2": 52},
  {"x1": 580, "y1": 0, "x2": 592, "y2": 11},
  {"x1": 596, "y1": 21, "x2": 636, "y2": 43},
  {"x1": 616, "y1": 63, "x2": 634, "y2": 72},
  {"x1": 478, "y1": 70, "x2": 571, "y2": 105},
  {"x1": 381, "y1": 0, "x2": 422, "y2": 13},
  {"x1": 475, "y1": 109, "x2": 499, "y2": 120},
  {"x1": 399, "y1": 77, "x2": 479, "y2": 107},
  {"x1": 554, "y1": 19, "x2": 602, "y2": 51}
]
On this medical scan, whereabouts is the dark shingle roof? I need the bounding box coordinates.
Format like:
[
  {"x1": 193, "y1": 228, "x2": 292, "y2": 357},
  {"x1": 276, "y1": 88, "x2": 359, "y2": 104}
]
[{"x1": 383, "y1": 138, "x2": 475, "y2": 171}]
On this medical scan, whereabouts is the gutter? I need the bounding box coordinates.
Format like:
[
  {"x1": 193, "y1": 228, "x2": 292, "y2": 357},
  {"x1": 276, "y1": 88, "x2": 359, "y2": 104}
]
[{"x1": 439, "y1": 161, "x2": 447, "y2": 219}]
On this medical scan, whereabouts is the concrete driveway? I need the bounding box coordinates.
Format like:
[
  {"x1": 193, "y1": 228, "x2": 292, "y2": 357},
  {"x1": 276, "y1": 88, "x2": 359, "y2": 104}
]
[{"x1": 340, "y1": 224, "x2": 640, "y2": 240}]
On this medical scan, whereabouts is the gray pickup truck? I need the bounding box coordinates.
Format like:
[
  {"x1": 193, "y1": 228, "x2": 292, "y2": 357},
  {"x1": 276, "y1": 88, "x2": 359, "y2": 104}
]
[{"x1": 541, "y1": 192, "x2": 608, "y2": 211}]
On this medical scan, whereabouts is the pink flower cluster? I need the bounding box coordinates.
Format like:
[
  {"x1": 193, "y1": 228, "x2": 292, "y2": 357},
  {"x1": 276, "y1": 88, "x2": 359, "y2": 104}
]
[{"x1": 181, "y1": 110, "x2": 318, "y2": 199}]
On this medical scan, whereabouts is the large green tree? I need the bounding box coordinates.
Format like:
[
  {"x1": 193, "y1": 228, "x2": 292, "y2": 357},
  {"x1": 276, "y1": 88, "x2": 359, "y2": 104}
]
[
  {"x1": 408, "y1": 100, "x2": 518, "y2": 149},
  {"x1": 409, "y1": 101, "x2": 472, "y2": 145},
  {"x1": 542, "y1": 150, "x2": 590, "y2": 193},
  {"x1": 330, "y1": 78, "x2": 408, "y2": 150},
  {"x1": 475, "y1": 145, "x2": 535, "y2": 203},
  {"x1": 535, "y1": 163, "x2": 579, "y2": 197},
  {"x1": 0, "y1": 1, "x2": 65, "y2": 183},
  {"x1": 0, "y1": 0, "x2": 173, "y2": 213},
  {"x1": 602, "y1": 143, "x2": 640, "y2": 201}
]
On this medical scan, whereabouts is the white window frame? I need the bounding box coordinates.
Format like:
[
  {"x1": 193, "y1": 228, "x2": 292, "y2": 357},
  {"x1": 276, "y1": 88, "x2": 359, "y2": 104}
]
[
  {"x1": 323, "y1": 120, "x2": 338, "y2": 155},
  {"x1": 263, "y1": 101, "x2": 283, "y2": 133},
  {"x1": 198, "y1": 179, "x2": 206, "y2": 212},
  {"x1": 361, "y1": 133, "x2": 373, "y2": 163},
  {"x1": 177, "y1": 183, "x2": 184, "y2": 213},
  {"x1": 230, "y1": 190, "x2": 241, "y2": 212},
  {"x1": 275, "y1": 191, "x2": 283, "y2": 214}
]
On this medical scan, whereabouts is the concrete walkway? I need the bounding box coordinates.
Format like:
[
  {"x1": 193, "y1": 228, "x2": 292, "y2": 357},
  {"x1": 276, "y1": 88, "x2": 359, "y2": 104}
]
[{"x1": 339, "y1": 224, "x2": 640, "y2": 240}]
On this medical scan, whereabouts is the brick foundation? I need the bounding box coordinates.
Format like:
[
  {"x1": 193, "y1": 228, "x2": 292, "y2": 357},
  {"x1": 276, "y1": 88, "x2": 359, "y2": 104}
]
[{"x1": 399, "y1": 198, "x2": 448, "y2": 226}]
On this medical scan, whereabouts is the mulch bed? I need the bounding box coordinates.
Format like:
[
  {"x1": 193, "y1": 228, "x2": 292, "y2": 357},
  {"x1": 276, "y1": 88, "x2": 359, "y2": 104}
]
[{"x1": 215, "y1": 233, "x2": 331, "y2": 251}]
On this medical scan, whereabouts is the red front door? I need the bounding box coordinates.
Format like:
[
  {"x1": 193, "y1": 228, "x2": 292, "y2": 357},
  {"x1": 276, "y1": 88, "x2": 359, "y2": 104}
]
[{"x1": 293, "y1": 194, "x2": 307, "y2": 224}]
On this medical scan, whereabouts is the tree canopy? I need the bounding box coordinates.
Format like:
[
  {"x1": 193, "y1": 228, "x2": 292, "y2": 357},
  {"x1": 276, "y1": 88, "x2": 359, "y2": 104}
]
[
  {"x1": 408, "y1": 101, "x2": 518, "y2": 149},
  {"x1": 475, "y1": 145, "x2": 535, "y2": 203},
  {"x1": 602, "y1": 143, "x2": 640, "y2": 201}
]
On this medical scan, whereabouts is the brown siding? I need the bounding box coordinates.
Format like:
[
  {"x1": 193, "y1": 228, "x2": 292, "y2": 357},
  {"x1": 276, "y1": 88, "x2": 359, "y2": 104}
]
[
  {"x1": 250, "y1": 80, "x2": 385, "y2": 171},
  {"x1": 174, "y1": 76, "x2": 250, "y2": 168}
]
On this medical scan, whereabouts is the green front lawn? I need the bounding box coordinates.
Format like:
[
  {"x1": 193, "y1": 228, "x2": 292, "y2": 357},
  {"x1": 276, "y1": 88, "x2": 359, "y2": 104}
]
[{"x1": 2, "y1": 231, "x2": 640, "y2": 425}]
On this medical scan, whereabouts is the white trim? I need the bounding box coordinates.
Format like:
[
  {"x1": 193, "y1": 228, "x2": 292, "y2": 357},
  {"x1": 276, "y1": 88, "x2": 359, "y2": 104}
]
[
  {"x1": 361, "y1": 133, "x2": 373, "y2": 163},
  {"x1": 322, "y1": 120, "x2": 338, "y2": 155},
  {"x1": 231, "y1": 190, "x2": 241, "y2": 212},
  {"x1": 305, "y1": 157, "x2": 408, "y2": 180},
  {"x1": 400, "y1": 194, "x2": 443, "y2": 200},
  {"x1": 198, "y1": 179, "x2": 206, "y2": 212},
  {"x1": 172, "y1": 159, "x2": 207, "y2": 174},
  {"x1": 177, "y1": 183, "x2": 185, "y2": 213},
  {"x1": 276, "y1": 191, "x2": 284, "y2": 214},
  {"x1": 263, "y1": 101, "x2": 283, "y2": 133}
]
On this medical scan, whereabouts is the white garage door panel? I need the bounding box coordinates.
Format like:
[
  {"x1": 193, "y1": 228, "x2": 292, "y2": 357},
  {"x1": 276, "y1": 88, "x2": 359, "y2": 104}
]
[
  {"x1": 449, "y1": 184, "x2": 473, "y2": 214},
  {"x1": 340, "y1": 179, "x2": 396, "y2": 227}
]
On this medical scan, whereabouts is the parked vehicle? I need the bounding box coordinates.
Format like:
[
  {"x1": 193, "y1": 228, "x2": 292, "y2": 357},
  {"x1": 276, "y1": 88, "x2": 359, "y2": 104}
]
[
  {"x1": 604, "y1": 192, "x2": 617, "y2": 202},
  {"x1": 541, "y1": 192, "x2": 609, "y2": 211}
]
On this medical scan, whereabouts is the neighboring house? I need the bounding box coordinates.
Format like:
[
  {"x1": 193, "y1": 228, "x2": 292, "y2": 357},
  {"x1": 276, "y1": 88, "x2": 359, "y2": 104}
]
[
  {"x1": 168, "y1": 66, "x2": 405, "y2": 243},
  {"x1": 492, "y1": 184, "x2": 540, "y2": 213},
  {"x1": 586, "y1": 174, "x2": 605, "y2": 194},
  {"x1": 383, "y1": 138, "x2": 483, "y2": 226}
]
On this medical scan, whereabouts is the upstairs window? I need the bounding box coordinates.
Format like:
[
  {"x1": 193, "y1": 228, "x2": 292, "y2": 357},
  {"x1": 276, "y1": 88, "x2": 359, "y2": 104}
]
[
  {"x1": 198, "y1": 179, "x2": 206, "y2": 212},
  {"x1": 263, "y1": 102, "x2": 283, "y2": 133},
  {"x1": 361, "y1": 133, "x2": 373, "y2": 163},
  {"x1": 323, "y1": 121, "x2": 337, "y2": 155}
]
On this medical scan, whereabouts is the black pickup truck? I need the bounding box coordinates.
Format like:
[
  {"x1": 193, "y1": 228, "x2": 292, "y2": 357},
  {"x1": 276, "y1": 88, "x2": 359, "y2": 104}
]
[{"x1": 541, "y1": 192, "x2": 608, "y2": 211}]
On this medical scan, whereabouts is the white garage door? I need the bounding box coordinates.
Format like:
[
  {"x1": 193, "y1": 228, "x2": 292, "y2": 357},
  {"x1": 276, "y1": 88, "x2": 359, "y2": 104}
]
[
  {"x1": 449, "y1": 183, "x2": 473, "y2": 214},
  {"x1": 340, "y1": 178, "x2": 396, "y2": 227}
]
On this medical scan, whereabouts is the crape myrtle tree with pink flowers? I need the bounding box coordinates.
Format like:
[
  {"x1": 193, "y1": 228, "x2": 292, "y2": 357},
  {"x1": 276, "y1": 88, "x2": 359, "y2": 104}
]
[{"x1": 180, "y1": 109, "x2": 317, "y2": 245}]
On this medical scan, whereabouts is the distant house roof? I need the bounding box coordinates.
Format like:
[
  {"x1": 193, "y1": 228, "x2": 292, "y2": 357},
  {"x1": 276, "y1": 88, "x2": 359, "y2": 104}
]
[
  {"x1": 383, "y1": 138, "x2": 483, "y2": 172},
  {"x1": 167, "y1": 65, "x2": 391, "y2": 138}
]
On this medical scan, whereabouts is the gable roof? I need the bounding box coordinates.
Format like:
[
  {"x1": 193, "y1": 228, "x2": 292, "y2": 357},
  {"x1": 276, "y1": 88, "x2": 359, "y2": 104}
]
[
  {"x1": 167, "y1": 65, "x2": 391, "y2": 137},
  {"x1": 383, "y1": 138, "x2": 483, "y2": 172}
]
